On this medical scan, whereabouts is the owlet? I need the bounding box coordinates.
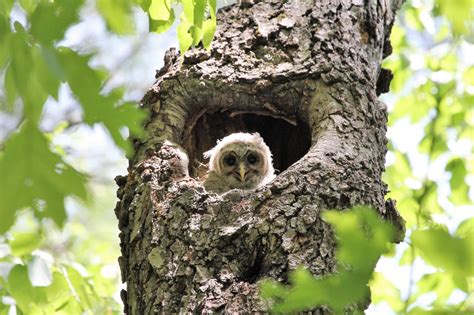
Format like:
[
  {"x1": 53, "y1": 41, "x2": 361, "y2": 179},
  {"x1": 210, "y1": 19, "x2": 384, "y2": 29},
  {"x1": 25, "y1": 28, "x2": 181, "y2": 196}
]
[{"x1": 203, "y1": 132, "x2": 275, "y2": 193}]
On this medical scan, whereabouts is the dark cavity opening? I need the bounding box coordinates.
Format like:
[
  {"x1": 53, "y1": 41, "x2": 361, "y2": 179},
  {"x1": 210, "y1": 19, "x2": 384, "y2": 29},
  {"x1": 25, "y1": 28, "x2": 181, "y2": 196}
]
[{"x1": 183, "y1": 112, "x2": 312, "y2": 178}]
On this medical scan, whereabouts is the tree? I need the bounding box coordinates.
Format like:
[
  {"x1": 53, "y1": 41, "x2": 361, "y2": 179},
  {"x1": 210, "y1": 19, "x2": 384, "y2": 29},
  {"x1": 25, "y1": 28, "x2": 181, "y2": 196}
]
[
  {"x1": 114, "y1": 1, "x2": 405, "y2": 313},
  {"x1": 0, "y1": 0, "x2": 472, "y2": 314}
]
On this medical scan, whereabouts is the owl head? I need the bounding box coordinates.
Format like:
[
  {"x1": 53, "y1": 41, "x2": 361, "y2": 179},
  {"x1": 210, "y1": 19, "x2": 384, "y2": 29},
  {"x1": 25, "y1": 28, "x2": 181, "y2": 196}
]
[{"x1": 204, "y1": 132, "x2": 275, "y2": 190}]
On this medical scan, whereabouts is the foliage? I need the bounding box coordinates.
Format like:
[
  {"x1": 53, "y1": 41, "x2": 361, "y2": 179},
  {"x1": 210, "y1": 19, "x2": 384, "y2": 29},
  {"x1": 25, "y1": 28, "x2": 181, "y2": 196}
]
[
  {"x1": 0, "y1": 0, "x2": 216, "y2": 236},
  {"x1": 372, "y1": 0, "x2": 474, "y2": 313},
  {"x1": 150, "y1": 0, "x2": 217, "y2": 52},
  {"x1": 0, "y1": 0, "x2": 472, "y2": 314},
  {"x1": 0, "y1": 1, "x2": 217, "y2": 312},
  {"x1": 0, "y1": 0, "x2": 144, "y2": 235},
  {"x1": 0, "y1": 186, "x2": 123, "y2": 313},
  {"x1": 261, "y1": 207, "x2": 395, "y2": 313}
]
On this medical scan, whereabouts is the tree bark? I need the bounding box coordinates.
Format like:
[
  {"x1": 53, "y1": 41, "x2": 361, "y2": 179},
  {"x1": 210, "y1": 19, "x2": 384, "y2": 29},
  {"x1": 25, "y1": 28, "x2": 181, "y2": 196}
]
[{"x1": 115, "y1": 0, "x2": 405, "y2": 313}]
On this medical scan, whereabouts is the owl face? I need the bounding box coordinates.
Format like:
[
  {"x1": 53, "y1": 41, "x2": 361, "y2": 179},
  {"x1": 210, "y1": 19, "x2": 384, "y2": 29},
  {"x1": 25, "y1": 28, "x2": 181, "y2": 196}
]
[
  {"x1": 217, "y1": 144, "x2": 267, "y2": 189},
  {"x1": 204, "y1": 133, "x2": 275, "y2": 191}
]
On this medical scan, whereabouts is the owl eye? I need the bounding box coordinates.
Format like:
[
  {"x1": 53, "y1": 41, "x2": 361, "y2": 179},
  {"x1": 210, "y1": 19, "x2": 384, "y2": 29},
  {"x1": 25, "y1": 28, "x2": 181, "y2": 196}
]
[
  {"x1": 224, "y1": 155, "x2": 236, "y2": 166},
  {"x1": 247, "y1": 154, "x2": 258, "y2": 164}
]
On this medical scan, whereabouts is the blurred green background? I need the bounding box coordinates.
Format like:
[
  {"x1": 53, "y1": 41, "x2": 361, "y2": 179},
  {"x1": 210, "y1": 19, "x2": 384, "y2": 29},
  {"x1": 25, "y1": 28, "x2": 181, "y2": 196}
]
[{"x1": 0, "y1": 0, "x2": 472, "y2": 313}]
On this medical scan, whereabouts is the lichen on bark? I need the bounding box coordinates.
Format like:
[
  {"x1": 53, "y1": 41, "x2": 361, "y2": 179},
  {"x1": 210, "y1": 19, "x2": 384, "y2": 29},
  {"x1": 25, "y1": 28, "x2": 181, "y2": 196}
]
[{"x1": 115, "y1": 0, "x2": 405, "y2": 313}]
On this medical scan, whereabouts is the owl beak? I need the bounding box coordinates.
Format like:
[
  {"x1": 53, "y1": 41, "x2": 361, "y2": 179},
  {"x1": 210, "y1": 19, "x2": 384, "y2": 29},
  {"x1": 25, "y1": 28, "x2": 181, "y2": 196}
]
[{"x1": 239, "y1": 163, "x2": 247, "y2": 182}]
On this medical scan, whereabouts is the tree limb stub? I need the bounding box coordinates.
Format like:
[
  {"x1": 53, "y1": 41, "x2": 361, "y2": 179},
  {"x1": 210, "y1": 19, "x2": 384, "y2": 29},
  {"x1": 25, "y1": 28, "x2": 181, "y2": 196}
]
[{"x1": 116, "y1": 0, "x2": 405, "y2": 313}]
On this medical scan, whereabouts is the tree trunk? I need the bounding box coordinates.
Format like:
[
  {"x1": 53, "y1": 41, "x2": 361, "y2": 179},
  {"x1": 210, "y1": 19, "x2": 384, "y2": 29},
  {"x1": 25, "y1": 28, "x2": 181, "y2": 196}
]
[{"x1": 115, "y1": 0, "x2": 405, "y2": 313}]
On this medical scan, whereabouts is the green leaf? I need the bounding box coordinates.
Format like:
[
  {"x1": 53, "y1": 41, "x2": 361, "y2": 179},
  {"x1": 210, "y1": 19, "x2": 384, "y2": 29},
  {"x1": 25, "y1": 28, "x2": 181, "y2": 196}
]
[
  {"x1": 9, "y1": 32, "x2": 33, "y2": 95},
  {"x1": 57, "y1": 47, "x2": 145, "y2": 153},
  {"x1": 202, "y1": 0, "x2": 216, "y2": 49},
  {"x1": 412, "y1": 228, "x2": 474, "y2": 277},
  {"x1": 9, "y1": 232, "x2": 42, "y2": 257},
  {"x1": 435, "y1": 0, "x2": 471, "y2": 36},
  {"x1": 149, "y1": 9, "x2": 175, "y2": 33},
  {"x1": 445, "y1": 158, "x2": 470, "y2": 205},
  {"x1": 383, "y1": 54, "x2": 410, "y2": 93},
  {"x1": 0, "y1": 0, "x2": 13, "y2": 17},
  {"x1": 416, "y1": 181, "x2": 442, "y2": 215},
  {"x1": 191, "y1": 0, "x2": 206, "y2": 45},
  {"x1": 7, "y1": 264, "x2": 47, "y2": 312},
  {"x1": 135, "y1": 0, "x2": 151, "y2": 11},
  {"x1": 149, "y1": 0, "x2": 172, "y2": 21},
  {"x1": 177, "y1": 18, "x2": 193, "y2": 52},
  {"x1": 390, "y1": 84, "x2": 436, "y2": 123},
  {"x1": 4, "y1": 64, "x2": 18, "y2": 109},
  {"x1": 0, "y1": 121, "x2": 88, "y2": 233},
  {"x1": 19, "y1": 0, "x2": 39, "y2": 15},
  {"x1": 370, "y1": 272, "x2": 404, "y2": 312},
  {"x1": 399, "y1": 246, "x2": 414, "y2": 265},
  {"x1": 193, "y1": 0, "x2": 206, "y2": 26},
  {"x1": 405, "y1": 7, "x2": 424, "y2": 31},
  {"x1": 97, "y1": 0, "x2": 134, "y2": 35},
  {"x1": 463, "y1": 66, "x2": 474, "y2": 88},
  {"x1": 65, "y1": 266, "x2": 98, "y2": 309},
  {"x1": 8, "y1": 31, "x2": 51, "y2": 122},
  {"x1": 419, "y1": 132, "x2": 448, "y2": 161},
  {"x1": 7, "y1": 264, "x2": 73, "y2": 313},
  {"x1": 32, "y1": 46, "x2": 64, "y2": 100},
  {"x1": 30, "y1": 0, "x2": 84, "y2": 44},
  {"x1": 0, "y1": 15, "x2": 11, "y2": 70},
  {"x1": 413, "y1": 273, "x2": 456, "y2": 305},
  {"x1": 182, "y1": 0, "x2": 194, "y2": 23},
  {"x1": 42, "y1": 271, "x2": 73, "y2": 310},
  {"x1": 261, "y1": 207, "x2": 394, "y2": 313},
  {"x1": 174, "y1": 0, "x2": 217, "y2": 52},
  {"x1": 455, "y1": 218, "x2": 474, "y2": 239}
]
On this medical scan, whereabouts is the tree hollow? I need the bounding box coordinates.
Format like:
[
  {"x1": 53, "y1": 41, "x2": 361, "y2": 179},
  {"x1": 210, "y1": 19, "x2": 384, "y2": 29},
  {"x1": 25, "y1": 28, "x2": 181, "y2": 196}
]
[{"x1": 184, "y1": 112, "x2": 312, "y2": 177}]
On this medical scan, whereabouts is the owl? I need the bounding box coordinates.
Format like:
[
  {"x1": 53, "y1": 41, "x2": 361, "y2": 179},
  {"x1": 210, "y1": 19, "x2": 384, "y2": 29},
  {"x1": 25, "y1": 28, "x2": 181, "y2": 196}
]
[{"x1": 203, "y1": 132, "x2": 275, "y2": 193}]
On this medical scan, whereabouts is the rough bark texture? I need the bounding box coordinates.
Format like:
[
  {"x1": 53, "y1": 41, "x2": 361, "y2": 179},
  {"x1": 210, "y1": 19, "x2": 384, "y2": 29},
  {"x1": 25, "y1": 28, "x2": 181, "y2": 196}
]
[{"x1": 115, "y1": 0, "x2": 405, "y2": 313}]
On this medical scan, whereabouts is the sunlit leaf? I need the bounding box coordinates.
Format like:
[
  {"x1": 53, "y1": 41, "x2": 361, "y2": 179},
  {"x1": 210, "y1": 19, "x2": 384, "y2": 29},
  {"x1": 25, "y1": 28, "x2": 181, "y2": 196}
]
[
  {"x1": 0, "y1": 121, "x2": 88, "y2": 233},
  {"x1": 405, "y1": 7, "x2": 423, "y2": 31},
  {"x1": 149, "y1": 0, "x2": 172, "y2": 21},
  {"x1": 0, "y1": 0, "x2": 13, "y2": 17},
  {"x1": 463, "y1": 66, "x2": 474, "y2": 88},
  {"x1": 435, "y1": 0, "x2": 471, "y2": 36},
  {"x1": 389, "y1": 25, "x2": 407, "y2": 50},
  {"x1": 261, "y1": 207, "x2": 394, "y2": 313},
  {"x1": 182, "y1": 0, "x2": 194, "y2": 23},
  {"x1": 9, "y1": 232, "x2": 42, "y2": 257},
  {"x1": 202, "y1": 0, "x2": 216, "y2": 49},
  {"x1": 135, "y1": 0, "x2": 151, "y2": 11},
  {"x1": 7, "y1": 264, "x2": 73, "y2": 313},
  {"x1": 9, "y1": 31, "x2": 32, "y2": 96},
  {"x1": 30, "y1": 0, "x2": 84, "y2": 44},
  {"x1": 413, "y1": 273, "x2": 456, "y2": 305},
  {"x1": 445, "y1": 158, "x2": 470, "y2": 205},
  {"x1": 415, "y1": 181, "x2": 443, "y2": 214},
  {"x1": 370, "y1": 272, "x2": 404, "y2": 312},
  {"x1": 57, "y1": 47, "x2": 146, "y2": 153},
  {"x1": 18, "y1": 0, "x2": 39, "y2": 15},
  {"x1": 97, "y1": 0, "x2": 134, "y2": 34},
  {"x1": 455, "y1": 218, "x2": 474, "y2": 239},
  {"x1": 412, "y1": 228, "x2": 474, "y2": 277},
  {"x1": 4, "y1": 63, "x2": 18, "y2": 109},
  {"x1": 32, "y1": 46, "x2": 64, "y2": 100},
  {"x1": 149, "y1": 9, "x2": 175, "y2": 33},
  {"x1": 177, "y1": 17, "x2": 193, "y2": 52},
  {"x1": 0, "y1": 15, "x2": 11, "y2": 70},
  {"x1": 7, "y1": 265, "x2": 47, "y2": 312}
]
